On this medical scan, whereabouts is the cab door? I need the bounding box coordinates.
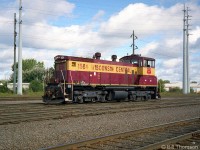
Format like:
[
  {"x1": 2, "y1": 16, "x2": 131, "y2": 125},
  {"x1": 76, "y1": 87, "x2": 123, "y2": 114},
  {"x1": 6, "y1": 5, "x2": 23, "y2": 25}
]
[{"x1": 55, "y1": 61, "x2": 67, "y2": 82}]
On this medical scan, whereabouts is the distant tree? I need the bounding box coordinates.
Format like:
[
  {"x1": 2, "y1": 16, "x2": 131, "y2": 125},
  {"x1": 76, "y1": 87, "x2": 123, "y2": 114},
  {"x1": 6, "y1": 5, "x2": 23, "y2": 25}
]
[
  {"x1": 10, "y1": 59, "x2": 45, "y2": 82},
  {"x1": 169, "y1": 87, "x2": 182, "y2": 93},
  {"x1": 29, "y1": 80, "x2": 43, "y2": 92},
  {"x1": 190, "y1": 88, "x2": 195, "y2": 93},
  {"x1": 158, "y1": 79, "x2": 170, "y2": 92},
  {"x1": 0, "y1": 81, "x2": 11, "y2": 93},
  {"x1": 44, "y1": 67, "x2": 54, "y2": 84},
  {"x1": 191, "y1": 81, "x2": 197, "y2": 84},
  {"x1": 164, "y1": 80, "x2": 170, "y2": 83}
]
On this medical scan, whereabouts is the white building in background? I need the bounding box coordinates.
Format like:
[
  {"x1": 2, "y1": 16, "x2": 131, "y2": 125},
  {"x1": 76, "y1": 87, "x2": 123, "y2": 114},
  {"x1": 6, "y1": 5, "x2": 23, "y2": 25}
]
[
  {"x1": 164, "y1": 82, "x2": 200, "y2": 93},
  {"x1": 7, "y1": 83, "x2": 30, "y2": 91},
  {"x1": 164, "y1": 82, "x2": 182, "y2": 91},
  {"x1": 190, "y1": 82, "x2": 200, "y2": 93}
]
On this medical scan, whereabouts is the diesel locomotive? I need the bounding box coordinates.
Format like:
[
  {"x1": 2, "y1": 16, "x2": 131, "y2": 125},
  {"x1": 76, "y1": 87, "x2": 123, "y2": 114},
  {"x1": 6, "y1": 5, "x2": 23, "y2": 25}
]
[{"x1": 43, "y1": 52, "x2": 158, "y2": 104}]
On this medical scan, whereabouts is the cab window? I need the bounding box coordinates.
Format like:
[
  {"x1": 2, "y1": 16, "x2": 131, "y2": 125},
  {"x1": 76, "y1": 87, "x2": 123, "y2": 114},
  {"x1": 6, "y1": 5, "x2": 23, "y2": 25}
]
[
  {"x1": 143, "y1": 59, "x2": 155, "y2": 68},
  {"x1": 147, "y1": 60, "x2": 155, "y2": 68},
  {"x1": 143, "y1": 60, "x2": 147, "y2": 67},
  {"x1": 139, "y1": 60, "x2": 143, "y2": 67},
  {"x1": 131, "y1": 59, "x2": 138, "y2": 65}
]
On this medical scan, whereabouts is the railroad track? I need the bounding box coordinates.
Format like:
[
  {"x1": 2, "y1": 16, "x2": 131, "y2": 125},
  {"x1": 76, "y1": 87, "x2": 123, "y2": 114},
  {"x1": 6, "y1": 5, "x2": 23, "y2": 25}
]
[
  {"x1": 44, "y1": 117, "x2": 200, "y2": 150},
  {"x1": 0, "y1": 98, "x2": 200, "y2": 125}
]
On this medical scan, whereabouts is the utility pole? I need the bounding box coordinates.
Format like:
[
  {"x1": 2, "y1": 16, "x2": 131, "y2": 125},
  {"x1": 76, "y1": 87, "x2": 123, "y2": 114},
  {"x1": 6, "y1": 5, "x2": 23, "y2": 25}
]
[
  {"x1": 182, "y1": 4, "x2": 191, "y2": 94},
  {"x1": 17, "y1": 0, "x2": 23, "y2": 95},
  {"x1": 13, "y1": 13, "x2": 17, "y2": 94},
  {"x1": 183, "y1": 4, "x2": 187, "y2": 94},
  {"x1": 130, "y1": 30, "x2": 138, "y2": 55},
  {"x1": 186, "y1": 7, "x2": 191, "y2": 93}
]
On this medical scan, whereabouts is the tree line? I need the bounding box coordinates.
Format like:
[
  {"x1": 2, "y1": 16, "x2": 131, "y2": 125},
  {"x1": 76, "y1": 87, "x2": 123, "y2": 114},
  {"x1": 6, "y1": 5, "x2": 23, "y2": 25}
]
[{"x1": 0, "y1": 59, "x2": 54, "y2": 93}]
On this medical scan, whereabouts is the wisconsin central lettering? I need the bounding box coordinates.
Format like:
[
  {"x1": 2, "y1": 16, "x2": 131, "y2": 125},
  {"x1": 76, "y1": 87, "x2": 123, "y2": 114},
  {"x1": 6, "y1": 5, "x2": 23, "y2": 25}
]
[
  {"x1": 69, "y1": 61, "x2": 154, "y2": 75},
  {"x1": 92, "y1": 64, "x2": 131, "y2": 73},
  {"x1": 73, "y1": 61, "x2": 134, "y2": 74},
  {"x1": 92, "y1": 64, "x2": 114, "y2": 72},
  {"x1": 116, "y1": 66, "x2": 131, "y2": 73}
]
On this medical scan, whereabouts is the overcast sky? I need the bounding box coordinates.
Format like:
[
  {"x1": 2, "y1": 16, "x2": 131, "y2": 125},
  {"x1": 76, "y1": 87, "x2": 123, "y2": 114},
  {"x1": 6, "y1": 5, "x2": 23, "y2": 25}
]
[{"x1": 0, "y1": 0, "x2": 200, "y2": 83}]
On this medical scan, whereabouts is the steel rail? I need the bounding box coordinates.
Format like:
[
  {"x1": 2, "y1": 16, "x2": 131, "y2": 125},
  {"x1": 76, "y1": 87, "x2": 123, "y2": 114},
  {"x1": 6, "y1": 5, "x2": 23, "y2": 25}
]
[
  {"x1": 0, "y1": 98, "x2": 199, "y2": 113},
  {"x1": 138, "y1": 130, "x2": 200, "y2": 150},
  {"x1": 1, "y1": 101, "x2": 200, "y2": 125},
  {"x1": 0, "y1": 97, "x2": 199, "y2": 111}
]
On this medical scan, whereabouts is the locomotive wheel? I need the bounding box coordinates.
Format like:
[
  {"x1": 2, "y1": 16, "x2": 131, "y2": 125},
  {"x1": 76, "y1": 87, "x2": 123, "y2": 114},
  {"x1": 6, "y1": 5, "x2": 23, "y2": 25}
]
[
  {"x1": 91, "y1": 98, "x2": 96, "y2": 103},
  {"x1": 106, "y1": 92, "x2": 113, "y2": 101},
  {"x1": 99, "y1": 96, "x2": 106, "y2": 103},
  {"x1": 143, "y1": 94, "x2": 151, "y2": 101},
  {"x1": 147, "y1": 94, "x2": 151, "y2": 100},
  {"x1": 78, "y1": 96, "x2": 84, "y2": 104},
  {"x1": 129, "y1": 95, "x2": 137, "y2": 102},
  {"x1": 79, "y1": 100, "x2": 83, "y2": 104},
  {"x1": 141, "y1": 96, "x2": 146, "y2": 101}
]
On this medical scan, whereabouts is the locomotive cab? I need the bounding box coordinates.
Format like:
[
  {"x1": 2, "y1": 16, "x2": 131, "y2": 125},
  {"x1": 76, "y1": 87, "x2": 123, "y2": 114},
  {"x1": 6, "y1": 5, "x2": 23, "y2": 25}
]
[
  {"x1": 119, "y1": 54, "x2": 157, "y2": 99},
  {"x1": 119, "y1": 54, "x2": 155, "y2": 68}
]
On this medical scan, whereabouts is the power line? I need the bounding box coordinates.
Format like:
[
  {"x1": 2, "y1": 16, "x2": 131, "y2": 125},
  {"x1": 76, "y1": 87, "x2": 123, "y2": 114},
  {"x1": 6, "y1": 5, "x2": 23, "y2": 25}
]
[{"x1": 130, "y1": 30, "x2": 138, "y2": 55}]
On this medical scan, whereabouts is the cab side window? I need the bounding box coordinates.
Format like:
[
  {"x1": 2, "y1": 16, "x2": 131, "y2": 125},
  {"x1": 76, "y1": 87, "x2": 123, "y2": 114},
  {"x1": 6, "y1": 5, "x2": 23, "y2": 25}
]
[
  {"x1": 152, "y1": 61, "x2": 155, "y2": 68},
  {"x1": 131, "y1": 59, "x2": 138, "y2": 65},
  {"x1": 147, "y1": 61, "x2": 151, "y2": 67},
  {"x1": 143, "y1": 60, "x2": 147, "y2": 67},
  {"x1": 147, "y1": 60, "x2": 155, "y2": 68},
  {"x1": 139, "y1": 60, "x2": 143, "y2": 67}
]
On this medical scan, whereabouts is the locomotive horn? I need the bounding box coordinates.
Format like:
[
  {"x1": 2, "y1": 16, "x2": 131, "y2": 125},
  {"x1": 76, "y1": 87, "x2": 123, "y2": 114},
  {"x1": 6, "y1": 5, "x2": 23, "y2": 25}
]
[
  {"x1": 111, "y1": 55, "x2": 117, "y2": 61},
  {"x1": 94, "y1": 52, "x2": 101, "y2": 59}
]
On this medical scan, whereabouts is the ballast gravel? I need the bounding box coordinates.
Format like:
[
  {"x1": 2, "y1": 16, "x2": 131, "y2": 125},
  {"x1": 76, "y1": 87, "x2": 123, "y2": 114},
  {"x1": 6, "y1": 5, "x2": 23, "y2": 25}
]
[{"x1": 0, "y1": 104, "x2": 199, "y2": 150}]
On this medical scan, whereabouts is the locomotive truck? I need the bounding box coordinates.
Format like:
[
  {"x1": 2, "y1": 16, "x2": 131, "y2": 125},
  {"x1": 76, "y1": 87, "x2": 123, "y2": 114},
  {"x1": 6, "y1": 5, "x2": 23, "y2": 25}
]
[{"x1": 43, "y1": 52, "x2": 158, "y2": 104}]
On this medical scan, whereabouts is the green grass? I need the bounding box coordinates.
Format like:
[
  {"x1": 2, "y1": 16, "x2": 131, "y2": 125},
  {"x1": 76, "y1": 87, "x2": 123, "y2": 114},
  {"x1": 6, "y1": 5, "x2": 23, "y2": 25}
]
[
  {"x1": 0, "y1": 91, "x2": 43, "y2": 98},
  {"x1": 161, "y1": 92, "x2": 200, "y2": 98}
]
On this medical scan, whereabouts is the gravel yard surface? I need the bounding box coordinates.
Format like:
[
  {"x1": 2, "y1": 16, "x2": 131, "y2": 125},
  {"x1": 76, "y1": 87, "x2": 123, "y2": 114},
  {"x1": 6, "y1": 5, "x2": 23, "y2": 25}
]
[
  {"x1": 0, "y1": 104, "x2": 199, "y2": 150},
  {"x1": 0, "y1": 100, "x2": 41, "y2": 105}
]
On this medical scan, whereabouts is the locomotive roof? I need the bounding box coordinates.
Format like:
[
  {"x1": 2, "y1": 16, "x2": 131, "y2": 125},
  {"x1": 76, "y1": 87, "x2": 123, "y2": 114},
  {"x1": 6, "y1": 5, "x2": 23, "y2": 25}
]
[
  {"x1": 55, "y1": 55, "x2": 94, "y2": 62},
  {"x1": 55, "y1": 54, "x2": 155, "y2": 61},
  {"x1": 56, "y1": 55, "x2": 121, "y2": 65},
  {"x1": 119, "y1": 54, "x2": 155, "y2": 61},
  {"x1": 54, "y1": 55, "x2": 133, "y2": 66},
  {"x1": 54, "y1": 54, "x2": 155, "y2": 66}
]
